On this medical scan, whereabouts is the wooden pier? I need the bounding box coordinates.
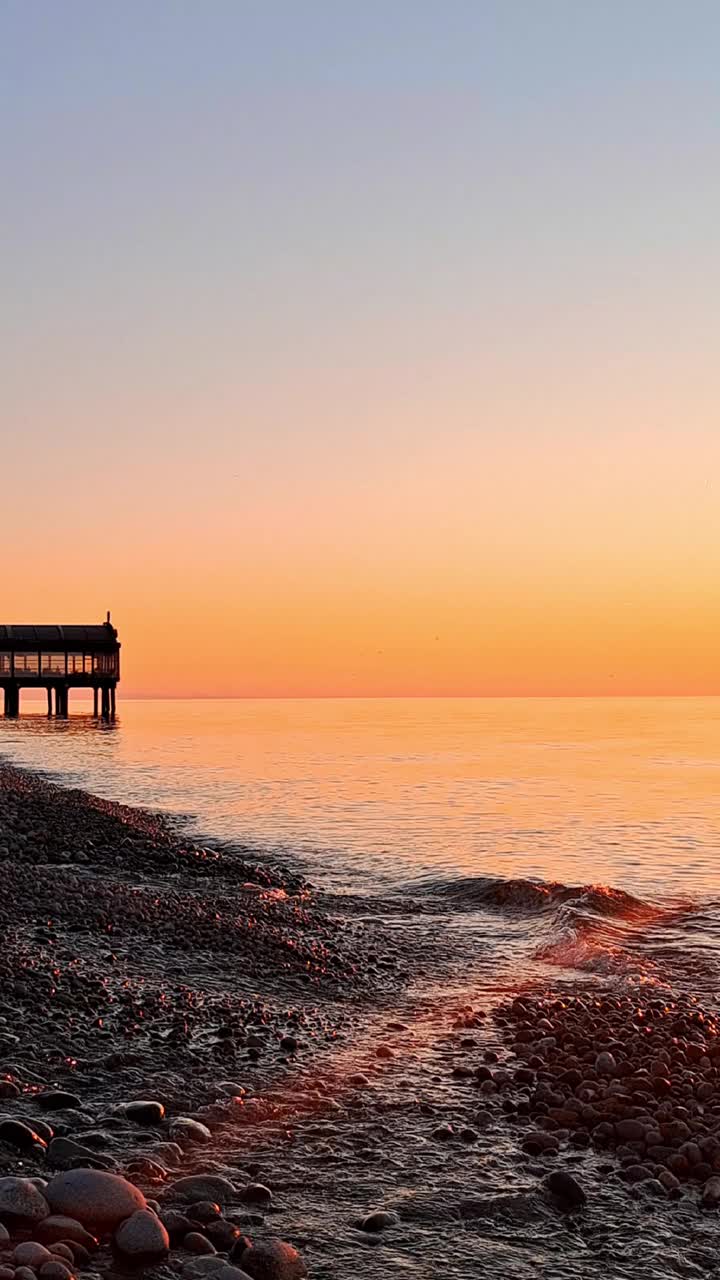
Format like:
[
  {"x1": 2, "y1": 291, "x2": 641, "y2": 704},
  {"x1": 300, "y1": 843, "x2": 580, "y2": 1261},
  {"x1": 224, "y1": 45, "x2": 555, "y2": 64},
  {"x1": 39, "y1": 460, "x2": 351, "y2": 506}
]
[{"x1": 0, "y1": 615, "x2": 120, "y2": 719}]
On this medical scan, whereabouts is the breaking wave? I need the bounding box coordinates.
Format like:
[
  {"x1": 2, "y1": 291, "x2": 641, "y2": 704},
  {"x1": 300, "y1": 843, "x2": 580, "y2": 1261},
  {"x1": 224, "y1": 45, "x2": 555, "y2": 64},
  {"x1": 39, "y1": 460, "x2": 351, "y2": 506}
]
[{"x1": 415, "y1": 872, "x2": 704, "y2": 983}]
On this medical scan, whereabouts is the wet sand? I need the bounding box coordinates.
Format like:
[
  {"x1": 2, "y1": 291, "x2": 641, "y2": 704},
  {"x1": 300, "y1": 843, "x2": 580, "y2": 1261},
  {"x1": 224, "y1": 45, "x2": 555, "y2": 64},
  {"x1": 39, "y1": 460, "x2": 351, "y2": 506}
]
[{"x1": 2, "y1": 763, "x2": 720, "y2": 1280}]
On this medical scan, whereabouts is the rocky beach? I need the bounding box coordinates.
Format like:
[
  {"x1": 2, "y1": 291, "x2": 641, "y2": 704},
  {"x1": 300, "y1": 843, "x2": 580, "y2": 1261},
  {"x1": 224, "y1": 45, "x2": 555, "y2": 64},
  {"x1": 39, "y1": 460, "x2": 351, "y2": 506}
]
[{"x1": 3, "y1": 759, "x2": 720, "y2": 1279}]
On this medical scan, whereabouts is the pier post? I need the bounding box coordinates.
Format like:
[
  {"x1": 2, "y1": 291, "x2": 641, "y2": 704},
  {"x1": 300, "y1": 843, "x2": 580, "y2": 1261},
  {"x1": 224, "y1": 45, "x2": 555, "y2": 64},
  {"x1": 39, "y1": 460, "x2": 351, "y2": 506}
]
[
  {"x1": 101, "y1": 687, "x2": 110, "y2": 719},
  {"x1": 110, "y1": 685, "x2": 116, "y2": 717},
  {"x1": 47, "y1": 687, "x2": 53, "y2": 716},
  {"x1": 93, "y1": 687, "x2": 99, "y2": 717}
]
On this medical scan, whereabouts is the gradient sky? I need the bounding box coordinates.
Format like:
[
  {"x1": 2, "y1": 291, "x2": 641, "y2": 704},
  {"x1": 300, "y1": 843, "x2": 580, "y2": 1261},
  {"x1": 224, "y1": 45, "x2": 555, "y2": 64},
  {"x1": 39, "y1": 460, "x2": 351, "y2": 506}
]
[{"x1": 2, "y1": 1, "x2": 719, "y2": 696}]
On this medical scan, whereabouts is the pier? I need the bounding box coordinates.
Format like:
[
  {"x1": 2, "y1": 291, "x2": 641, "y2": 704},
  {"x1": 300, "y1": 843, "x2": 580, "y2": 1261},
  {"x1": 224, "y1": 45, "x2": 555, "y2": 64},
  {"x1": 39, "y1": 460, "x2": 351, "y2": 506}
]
[{"x1": 0, "y1": 615, "x2": 120, "y2": 718}]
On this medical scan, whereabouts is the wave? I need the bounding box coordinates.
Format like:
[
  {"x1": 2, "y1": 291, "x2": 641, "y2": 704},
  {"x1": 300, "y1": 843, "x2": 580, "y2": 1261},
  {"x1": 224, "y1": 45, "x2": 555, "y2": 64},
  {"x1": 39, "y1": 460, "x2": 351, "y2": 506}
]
[
  {"x1": 419, "y1": 872, "x2": 660, "y2": 920},
  {"x1": 416, "y1": 871, "x2": 698, "y2": 981}
]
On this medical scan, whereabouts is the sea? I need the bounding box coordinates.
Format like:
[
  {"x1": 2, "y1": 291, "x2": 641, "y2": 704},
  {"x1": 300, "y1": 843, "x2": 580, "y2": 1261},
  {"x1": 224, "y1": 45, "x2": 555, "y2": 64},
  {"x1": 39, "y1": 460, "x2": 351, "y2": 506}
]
[{"x1": 2, "y1": 695, "x2": 720, "y2": 996}]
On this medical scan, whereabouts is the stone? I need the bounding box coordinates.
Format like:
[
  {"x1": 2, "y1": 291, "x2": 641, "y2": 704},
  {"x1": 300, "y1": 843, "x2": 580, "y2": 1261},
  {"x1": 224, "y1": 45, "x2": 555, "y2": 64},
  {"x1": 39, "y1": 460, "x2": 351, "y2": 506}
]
[
  {"x1": 702, "y1": 1176, "x2": 720, "y2": 1208},
  {"x1": 205, "y1": 1221, "x2": 242, "y2": 1250},
  {"x1": 0, "y1": 1224, "x2": 9, "y2": 1245},
  {"x1": 360, "y1": 1210, "x2": 399, "y2": 1231},
  {"x1": 46, "y1": 1170, "x2": 146, "y2": 1229},
  {"x1": 0, "y1": 1176, "x2": 50, "y2": 1223},
  {"x1": 161, "y1": 1209, "x2": 193, "y2": 1238},
  {"x1": 185, "y1": 1233, "x2": 217, "y2": 1254},
  {"x1": 347, "y1": 1074, "x2": 370, "y2": 1089},
  {"x1": 49, "y1": 1245, "x2": 74, "y2": 1264},
  {"x1": 164, "y1": 1176, "x2": 236, "y2": 1205},
  {"x1": 125, "y1": 1101, "x2": 165, "y2": 1125},
  {"x1": 545, "y1": 1170, "x2": 587, "y2": 1208},
  {"x1": 208, "y1": 1268, "x2": 255, "y2": 1280},
  {"x1": 595, "y1": 1053, "x2": 616, "y2": 1076},
  {"x1": 114, "y1": 1210, "x2": 169, "y2": 1260},
  {"x1": 188, "y1": 1201, "x2": 220, "y2": 1223},
  {"x1": 16, "y1": 1269, "x2": 39, "y2": 1280},
  {"x1": 614, "y1": 1119, "x2": 645, "y2": 1143},
  {"x1": 241, "y1": 1184, "x2": 271, "y2": 1206},
  {"x1": 14, "y1": 1243, "x2": 53, "y2": 1268},
  {"x1": 170, "y1": 1117, "x2": 212, "y2": 1144},
  {"x1": 0, "y1": 1119, "x2": 47, "y2": 1151},
  {"x1": 240, "y1": 1239, "x2": 307, "y2": 1280},
  {"x1": 37, "y1": 1092, "x2": 82, "y2": 1112},
  {"x1": 47, "y1": 1138, "x2": 114, "y2": 1170},
  {"x1": 37, "y1": 1217, "x2": 98, "y2": 1249},
  {"x1": 0, "y1": 1267, "x2": 15, "y2": 1280},
  {"x1": 39, "y1": 1263, "x2": 74, "y2": 1280},
  {"x1": 182, "y1": 1260, "x2": 230, "y2": 1279}
]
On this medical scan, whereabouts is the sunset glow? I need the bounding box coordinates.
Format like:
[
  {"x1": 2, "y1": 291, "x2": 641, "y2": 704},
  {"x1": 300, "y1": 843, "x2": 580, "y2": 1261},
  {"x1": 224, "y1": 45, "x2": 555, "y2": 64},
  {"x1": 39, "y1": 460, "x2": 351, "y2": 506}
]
[{"x1": 3, "y1": 2, "x2": 718, "y2": 697}]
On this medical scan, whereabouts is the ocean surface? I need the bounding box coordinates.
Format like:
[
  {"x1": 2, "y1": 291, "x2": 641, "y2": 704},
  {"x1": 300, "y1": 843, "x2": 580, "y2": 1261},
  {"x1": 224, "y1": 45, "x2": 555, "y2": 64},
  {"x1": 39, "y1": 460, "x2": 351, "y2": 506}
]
[{"x1": 2, "y1": 696, "x2": 720, "y2": 993}]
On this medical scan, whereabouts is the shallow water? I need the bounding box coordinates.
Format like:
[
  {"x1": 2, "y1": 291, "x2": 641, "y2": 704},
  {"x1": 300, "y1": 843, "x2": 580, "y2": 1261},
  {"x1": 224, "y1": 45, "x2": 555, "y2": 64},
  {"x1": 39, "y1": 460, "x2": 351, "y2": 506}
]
[
  {"x1": 4, "y1": 698, "x2": 720, "y2": 1276},
  {"x1": 2, "y1": 696, "x2": 720, "y2": 989}
]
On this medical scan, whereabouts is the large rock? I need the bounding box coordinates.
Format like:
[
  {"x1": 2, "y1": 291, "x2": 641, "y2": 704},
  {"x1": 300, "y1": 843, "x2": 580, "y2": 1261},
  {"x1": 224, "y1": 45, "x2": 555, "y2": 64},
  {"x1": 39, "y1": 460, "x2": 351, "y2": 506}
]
[
  {"x1": 46, "y1": 1170, "x2": 146, "y2": 1229},
  {"x1": 240, "y1": 1240, "x2": 307, "y2": 1280},
  {"x1": 114, "y1": 1210, "x2": 169, "y2": 1260},
  {"x1": 0, "y1": 1176, "x2": 50, "y2": 1223},
  {"x1": 164, "y1": 1175, "x2": 236, "y2": 1204}
]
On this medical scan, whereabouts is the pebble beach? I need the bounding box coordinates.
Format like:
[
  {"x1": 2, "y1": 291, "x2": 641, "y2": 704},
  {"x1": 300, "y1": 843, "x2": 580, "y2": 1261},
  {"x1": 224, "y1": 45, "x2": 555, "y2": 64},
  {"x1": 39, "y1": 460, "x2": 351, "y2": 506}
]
[{"x1": 3, "y1": 757, "x2": 720, "y2": 1279}]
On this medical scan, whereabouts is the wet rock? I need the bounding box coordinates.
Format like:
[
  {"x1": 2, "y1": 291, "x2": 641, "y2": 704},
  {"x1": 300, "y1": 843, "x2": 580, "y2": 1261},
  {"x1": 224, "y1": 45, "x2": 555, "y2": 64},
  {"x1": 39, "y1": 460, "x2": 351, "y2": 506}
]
[
  {"x1": 17, "y1": 1268, "x2": 40, "y2": 1280},
  {"x1": 46, "y1": 1170, "x2": 146, "y2": 1229},
  {"x1": 0, "y1": 1266, "x2": 15, "y2": 1280},
  {"x1": 241, "y1": 1185, "x2": 272, "y2": 1207},
  {"x1": 14, "y1": 1243, "x2": 54, "y2": 1268},
  {"x1": 185, "y1": 1233, "x2": 217, "y2": 1254},
  {"x1": 594, "y1": 1053, "x2": 616, "y2": 1076},
  {"x1": 159, "y1": 1209, "x2": 192, "y2": 1240},
  {"x1": 49, "y1": 1245, "x2": 74, "y2": 1264},
  {"x1": 431, "y1": 1124, "x2": 454, "y2": 1141},
  {"x1": 47, "y1": 1137, "x2": 114, "y2": 1170},
  {"x1": 239, "y1": 1239, "x2": 307, "y2": 1280},
  {"x1": 199, "y1": 1269, "x2": 253, "y2": 1280},
  {"x1": 36, "y1": 1217, "x2": 97, "y2": 1249},
  {"x1": 170, "y1": 1118, "x2": 212, "y2": 1145},
  {"x1": 544, "y1": 1170, "x2": 587, "y2": 1208},
  {"x1": 39, "y1": 1262, "x2": 75, "y2": 1280},
  {"x1": 0, "y1": 1119, "x2": 47, "y2": 1152},
  {"x1": 114, "y1": 1210, "x2": 169, "y2": 1260},
  {"x1": 701, "y1": 1176, "x2": 720, "y2": 1208},
  {"x1": 0, "y1": 1224, "x2": 9, "y2": 1245},
  {"x1": 125, "y1": 1100, "x2": 165, "y2": 1125},
  {"x1": 164, "y1": 1176, "x2": 236, "y2": 1205},
  {"x1": 188, "y1": 1201, "x2": 220, "y2": 1223},
  {"x1": 360, "y1": 1210, "x2": 399, "y2": 1231},
  {"x1": 0, "y1": 1176, "x2": 50, "y2": 1223},
  {"x1": 205, "y1": 1220, "x2": 242, "y2": 1250},
  {"x1": 37, "y1": 1093, "x2": 82, "y2": 1112}
]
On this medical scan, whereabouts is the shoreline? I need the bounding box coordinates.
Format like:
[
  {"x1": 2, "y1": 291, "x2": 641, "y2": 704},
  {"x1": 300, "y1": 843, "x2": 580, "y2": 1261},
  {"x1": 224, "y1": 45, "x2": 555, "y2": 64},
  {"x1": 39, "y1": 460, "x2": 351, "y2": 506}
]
[
  {"x1": 0, "y1": 760, "x2": 391, "y2": 1277},
  {"x1": 3, "y1": 762, "x2": 720, "y2": 1278}
]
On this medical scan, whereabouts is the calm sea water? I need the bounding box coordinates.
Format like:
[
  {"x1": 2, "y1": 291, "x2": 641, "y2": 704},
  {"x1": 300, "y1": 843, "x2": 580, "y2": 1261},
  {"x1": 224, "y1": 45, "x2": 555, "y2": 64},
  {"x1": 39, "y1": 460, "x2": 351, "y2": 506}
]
[{"x1": 1, "y1": 696, "x2": 719, "y2": 899}]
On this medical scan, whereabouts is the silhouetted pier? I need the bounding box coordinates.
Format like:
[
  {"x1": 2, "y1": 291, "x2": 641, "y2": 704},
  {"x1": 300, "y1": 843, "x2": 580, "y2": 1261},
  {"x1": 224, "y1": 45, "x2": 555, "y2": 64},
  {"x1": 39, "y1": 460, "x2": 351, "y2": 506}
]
[{"x1": 0, "y1": 615, "x2": 120, "y2": 718}]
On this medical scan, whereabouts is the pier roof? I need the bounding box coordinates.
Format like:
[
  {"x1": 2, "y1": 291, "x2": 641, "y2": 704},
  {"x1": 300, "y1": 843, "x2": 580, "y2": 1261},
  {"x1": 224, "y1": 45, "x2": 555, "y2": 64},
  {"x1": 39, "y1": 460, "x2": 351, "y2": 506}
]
[{"x1": 0, "y1": 624, "x2": 119, "y2": 649}]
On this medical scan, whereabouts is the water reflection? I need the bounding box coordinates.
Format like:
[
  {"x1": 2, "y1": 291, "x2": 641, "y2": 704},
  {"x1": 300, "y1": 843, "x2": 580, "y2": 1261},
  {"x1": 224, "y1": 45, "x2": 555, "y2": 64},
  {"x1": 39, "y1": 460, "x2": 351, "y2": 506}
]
[{"x1": 1, "y1": 697, "x2": 719, "y2": 900}]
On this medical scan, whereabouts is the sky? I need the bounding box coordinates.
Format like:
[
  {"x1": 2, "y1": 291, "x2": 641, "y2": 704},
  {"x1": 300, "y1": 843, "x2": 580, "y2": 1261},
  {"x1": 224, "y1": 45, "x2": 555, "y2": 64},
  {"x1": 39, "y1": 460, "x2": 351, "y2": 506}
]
[{"x1": 1, "y1": 0, "x2": 719, "y2": 697}]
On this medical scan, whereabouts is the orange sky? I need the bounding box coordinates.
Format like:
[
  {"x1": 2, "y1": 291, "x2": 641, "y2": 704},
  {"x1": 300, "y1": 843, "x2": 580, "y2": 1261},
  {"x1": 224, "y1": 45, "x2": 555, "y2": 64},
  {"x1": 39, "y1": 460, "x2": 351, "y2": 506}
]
[{"x1": 3, "y1": 4, "x2": 719, "y2": 697}]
